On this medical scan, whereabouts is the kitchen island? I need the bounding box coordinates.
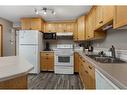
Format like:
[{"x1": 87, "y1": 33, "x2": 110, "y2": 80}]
[{"x1": 0, "y1": 56, "x2": 33, "y2": 89}]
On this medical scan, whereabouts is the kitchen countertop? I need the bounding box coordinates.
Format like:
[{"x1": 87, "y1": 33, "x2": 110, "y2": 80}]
[
  {"x1": 41, "y1": 51, "x2": 54, "y2": 53},
  {"x1": 0, "y1": 56, "x2": 33, "y2": 82},
  {"x1": 76, "y1": 51, "x2": 127, "y2": 89}
]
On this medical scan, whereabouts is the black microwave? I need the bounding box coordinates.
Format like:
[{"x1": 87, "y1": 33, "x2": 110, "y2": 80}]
[{"x1": 43, "y1": 33, "x2": 56, "y2": 40}]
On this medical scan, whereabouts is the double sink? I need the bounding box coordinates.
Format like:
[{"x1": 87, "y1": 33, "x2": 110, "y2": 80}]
[{"x1": 86, "y1": 54, "x2": 126, "y2": 64}]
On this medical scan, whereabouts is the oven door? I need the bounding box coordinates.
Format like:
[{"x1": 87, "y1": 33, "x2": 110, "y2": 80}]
[{"x1": 55, "y1": 55, "x2": 73, "y2": 66}]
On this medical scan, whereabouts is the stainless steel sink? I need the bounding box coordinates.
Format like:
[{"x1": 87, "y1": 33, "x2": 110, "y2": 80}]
[{"x1": 86, "y1": 54, "x2": 126, "y2": 63}]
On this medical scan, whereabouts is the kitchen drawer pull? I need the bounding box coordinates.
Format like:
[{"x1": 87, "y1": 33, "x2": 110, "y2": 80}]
[
  {"x1": 89, "y1": 66, "x2": 92, "y2": 69},
  {"x1": 83, "y1": 60, "x2": 85, "y2": 63},
  {"x1": 46, "y1": 54, "x2": 49, "y2": 55},
  {"x1": 99, "y1": 21, "x2": 103, "y2": 24},
  {"x1": 85, "y1": 70, "x2": 88, "y2": 74}
]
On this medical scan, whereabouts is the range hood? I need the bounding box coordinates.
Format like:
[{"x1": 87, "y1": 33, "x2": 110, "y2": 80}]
[{"x1": 56, "y1": 32, "x2": 73, "y2": 40}]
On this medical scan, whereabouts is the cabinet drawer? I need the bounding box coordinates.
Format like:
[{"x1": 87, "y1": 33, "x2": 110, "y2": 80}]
[
  {"x1": 87, "y1": 62, "x2": 95, "y2": 78},
  {"x1": 41, "y1": 52, "x2": 54, "y2": 57}
]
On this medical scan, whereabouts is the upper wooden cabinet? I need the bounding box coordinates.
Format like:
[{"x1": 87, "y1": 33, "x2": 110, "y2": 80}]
[
  {"x1": 103, "y1": 6, "x2": 114, "y2": 24},
  {"x1": 86, "y1": 7, "x2": 95, "y2": 40},
  {"x1": 86, "y1": 7, "x2": 106, "y2": 40},
  {"x1": 95, "y1": 6, "x2": 114, "y2": 30},
  {"x1": 95, "y1": 6, "x2": 103, "y2": 29},
  {"x1": 77, "y1": 16, "x2": 86, "y2": 41},
  {"x1": 44, "y1": 22, "x2": 75, "y2": 33},
  {"x1": 21, "y1": 18, "x2": 44, "y2": 31},
  {"x1": 114, "y1": 6, "x2": 127, "y2": 29}
]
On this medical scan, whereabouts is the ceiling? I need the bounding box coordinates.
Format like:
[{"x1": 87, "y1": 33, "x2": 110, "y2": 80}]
[{"x1": 0, "y1": 6, "x2": 91, "y2": 23}]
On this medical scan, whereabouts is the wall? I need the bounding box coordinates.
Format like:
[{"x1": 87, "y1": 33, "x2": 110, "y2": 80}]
[
  {"x1": 44, "y1": 40, "x2": 74, "y2": 50},
  {"x1": 0, "y1": 17, "x2": 15, "y2": 56},
  {"x1": 92, "y1": 29, "x2": 127, "y2": 61},
  {"x1": 93, "y1": 29, "x2": 127, "y2": 50}
]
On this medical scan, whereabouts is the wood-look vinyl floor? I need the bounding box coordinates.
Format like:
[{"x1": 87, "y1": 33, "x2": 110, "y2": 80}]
[{"x1": 28, "y1": 72, "x2": 83, "y2": 89}]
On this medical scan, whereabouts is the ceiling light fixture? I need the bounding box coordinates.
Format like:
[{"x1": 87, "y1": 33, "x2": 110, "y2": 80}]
[{"x1": 34, "y1": 7, "x2": 56, "y2": 15}]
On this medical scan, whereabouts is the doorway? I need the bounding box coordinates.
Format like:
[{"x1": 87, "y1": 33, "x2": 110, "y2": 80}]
[{"x1": 0, "y1": 25, "x2": 3, "y2": 56}]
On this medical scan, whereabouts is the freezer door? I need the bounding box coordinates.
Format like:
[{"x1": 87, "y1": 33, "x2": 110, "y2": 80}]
[
  {"x1": 19, "y1": 45, "x2": 39, "y2": 74},
  {"x1": 19, "y1": 30, "x2": 38, "y2": 44}
]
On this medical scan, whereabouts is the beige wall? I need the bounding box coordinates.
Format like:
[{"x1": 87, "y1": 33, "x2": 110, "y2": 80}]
[
  {"x1": 0, "y1": 17, "x2": 15, "y2": 56},
  {"x1": 93, "y1": 29, "x2": 127, "y2": 50}
]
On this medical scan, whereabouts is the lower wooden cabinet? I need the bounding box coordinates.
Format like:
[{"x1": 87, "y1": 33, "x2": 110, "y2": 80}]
[
  {"x1": 74, "y1": 52, "x2": 79, "y2": 72},
  {"x1": 78, "y1": 55, "x2": 96, "y2": 89},
  {"x1": 40, "y1": 51, "x2": 54, "y2": 71}
]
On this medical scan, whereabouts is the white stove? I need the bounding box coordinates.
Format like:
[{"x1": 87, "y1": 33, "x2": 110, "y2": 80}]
[{"x1": 54, "y1": 44, "x2": 74, "y2": 74}]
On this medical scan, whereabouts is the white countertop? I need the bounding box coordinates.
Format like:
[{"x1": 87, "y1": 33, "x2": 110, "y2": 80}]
[{"x1": 0, "y1": 56, "x2": 33, "y2": 82}]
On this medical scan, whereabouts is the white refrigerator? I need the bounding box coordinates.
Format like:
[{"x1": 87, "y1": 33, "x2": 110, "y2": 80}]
[{"x1": 17, "y1": 30, "x2": 43, "y2": 74}]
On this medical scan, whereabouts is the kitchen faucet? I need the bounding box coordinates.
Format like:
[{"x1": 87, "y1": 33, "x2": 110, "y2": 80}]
[{"x1": 109, "y1": 45, "x2": 116, "y2": 59}]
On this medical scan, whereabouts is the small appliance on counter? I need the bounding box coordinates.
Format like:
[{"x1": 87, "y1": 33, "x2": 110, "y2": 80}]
[{"x1": 44, "y1": 42, "x2": 51, "y2": 51}]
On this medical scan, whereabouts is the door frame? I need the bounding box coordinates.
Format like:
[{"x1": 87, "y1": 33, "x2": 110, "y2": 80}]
[{"x1": 0, "y1": 24, "x2": 3, "y2": 56}]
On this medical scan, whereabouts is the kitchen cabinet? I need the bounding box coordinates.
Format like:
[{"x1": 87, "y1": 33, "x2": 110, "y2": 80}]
[
  {"x1": 78, "y1": 55, "x2": 96, "y2": 89},
  {"x1": 40, "y1": 52, "x2": 54, "y2": 71},
  {"x1": 44, "y1": 22, "x2": 75, "y2": 33},
  {"x1": 74, "y1": 52, "x2": 79, "y2": 72},
  {"x1": 86, "y1": 7, "x2": 106, "y2": 40},
  {"x1": 95, "y1": 6, "x2": 114, "y2": 30},
  {"x1": 95, "y1": 6, "x2": 103, "y2": 29},
  {"x1": 95, "y1": 69, "x2": 119, "y2": 89},
  {"x1": 77, "y1": 16, "x2": 86, "y2": 41},
  {"x1": 45, "y1": 23, "x2": 57, "y2": 32},
  {"x1": 103, "y1": 6, "x2": 114, "y2": 24},
  {"x1": 0, "y1": 75, "x2": 27, "y2": 89},
  {"x1": 21, "y1": 18, "x2": 44, "y2": 31},
  {"x1": 114, "y1": 6, "x2": 127, "y2": 28},
  {"x1": 73, "y1": 23, "x2": 78, "y2": 41}
]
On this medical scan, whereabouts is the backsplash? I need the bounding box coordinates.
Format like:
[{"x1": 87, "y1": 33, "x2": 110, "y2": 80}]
[{"x1": 94, "y1": 48, "x2": 127, "y2": 61}]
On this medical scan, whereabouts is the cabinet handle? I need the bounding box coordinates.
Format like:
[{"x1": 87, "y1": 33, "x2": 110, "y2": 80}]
[
  {"x1": 83, "y1": 60, "x2": 85, "y2": 63},
  {"x1": 85, "y1": 70, "x2": 88, "y2": 74},
  {"x1": 99, "y1": 21, "x2": 103, "y2": 24},
  {"x1": 89, "y1": 66, "x2": 92, "y2": 69},
  {"x1": 46, "y1": 54, "x2": 48, "y2": 55}
]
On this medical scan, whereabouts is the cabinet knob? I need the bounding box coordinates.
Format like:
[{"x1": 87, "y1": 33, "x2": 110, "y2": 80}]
[
  {"x1": 89, "y1": 66, "x2": 92, "y2": 69},
  {"x1": 85, "y1": 70, "x2": 88, "y2": 74},
  {"x1": 83, "y1": 60, "x2": 85, "y2": 63},
  {"x1": 99, "y1": 21, "x2": 103, "y2": 24}
]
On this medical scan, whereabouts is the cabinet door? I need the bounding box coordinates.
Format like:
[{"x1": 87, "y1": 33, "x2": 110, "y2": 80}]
[
  {"x1": 40, "y1": 55, "x2": 47, "y2": 71},
  {"x1": 77, "y1": 16, "x2": 85, "y2": 41},
  {"x1": 74, "y1": 52, "x2": 79, "y2": 72},
  {"x1": 66, "y1": 23, "x2": 75, "y2": 32},
  {"x1": 87, "y1": 63, "x2": 96, "y2": 89},
  {"x1": 114, "y1": 6, "x2": 127, "y2": 28},
  {"x1": 103, "y1": 6, "x2": 114, "y2": 24},
  {"x1": 47, "y1": 58, "x2": 54, "y2": 71},
  {"x1": 21, "y1": 18, "x2": 31, "y2": 30},
  {"x1": 86, "y1": 12, "x2": 94, "y2": 40},
  {"x1": 45, "y1": 23, "x2": 56, "y2": 32},
  {"x1": 30, "y1": 18, "x2": 42, "y2": 31},
  {"x1": 95, "y1": 6, "x2": 103, "y2": 29},
  {"x1": 73, "y1": 23, "x2": 78, "y2": 41}
]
